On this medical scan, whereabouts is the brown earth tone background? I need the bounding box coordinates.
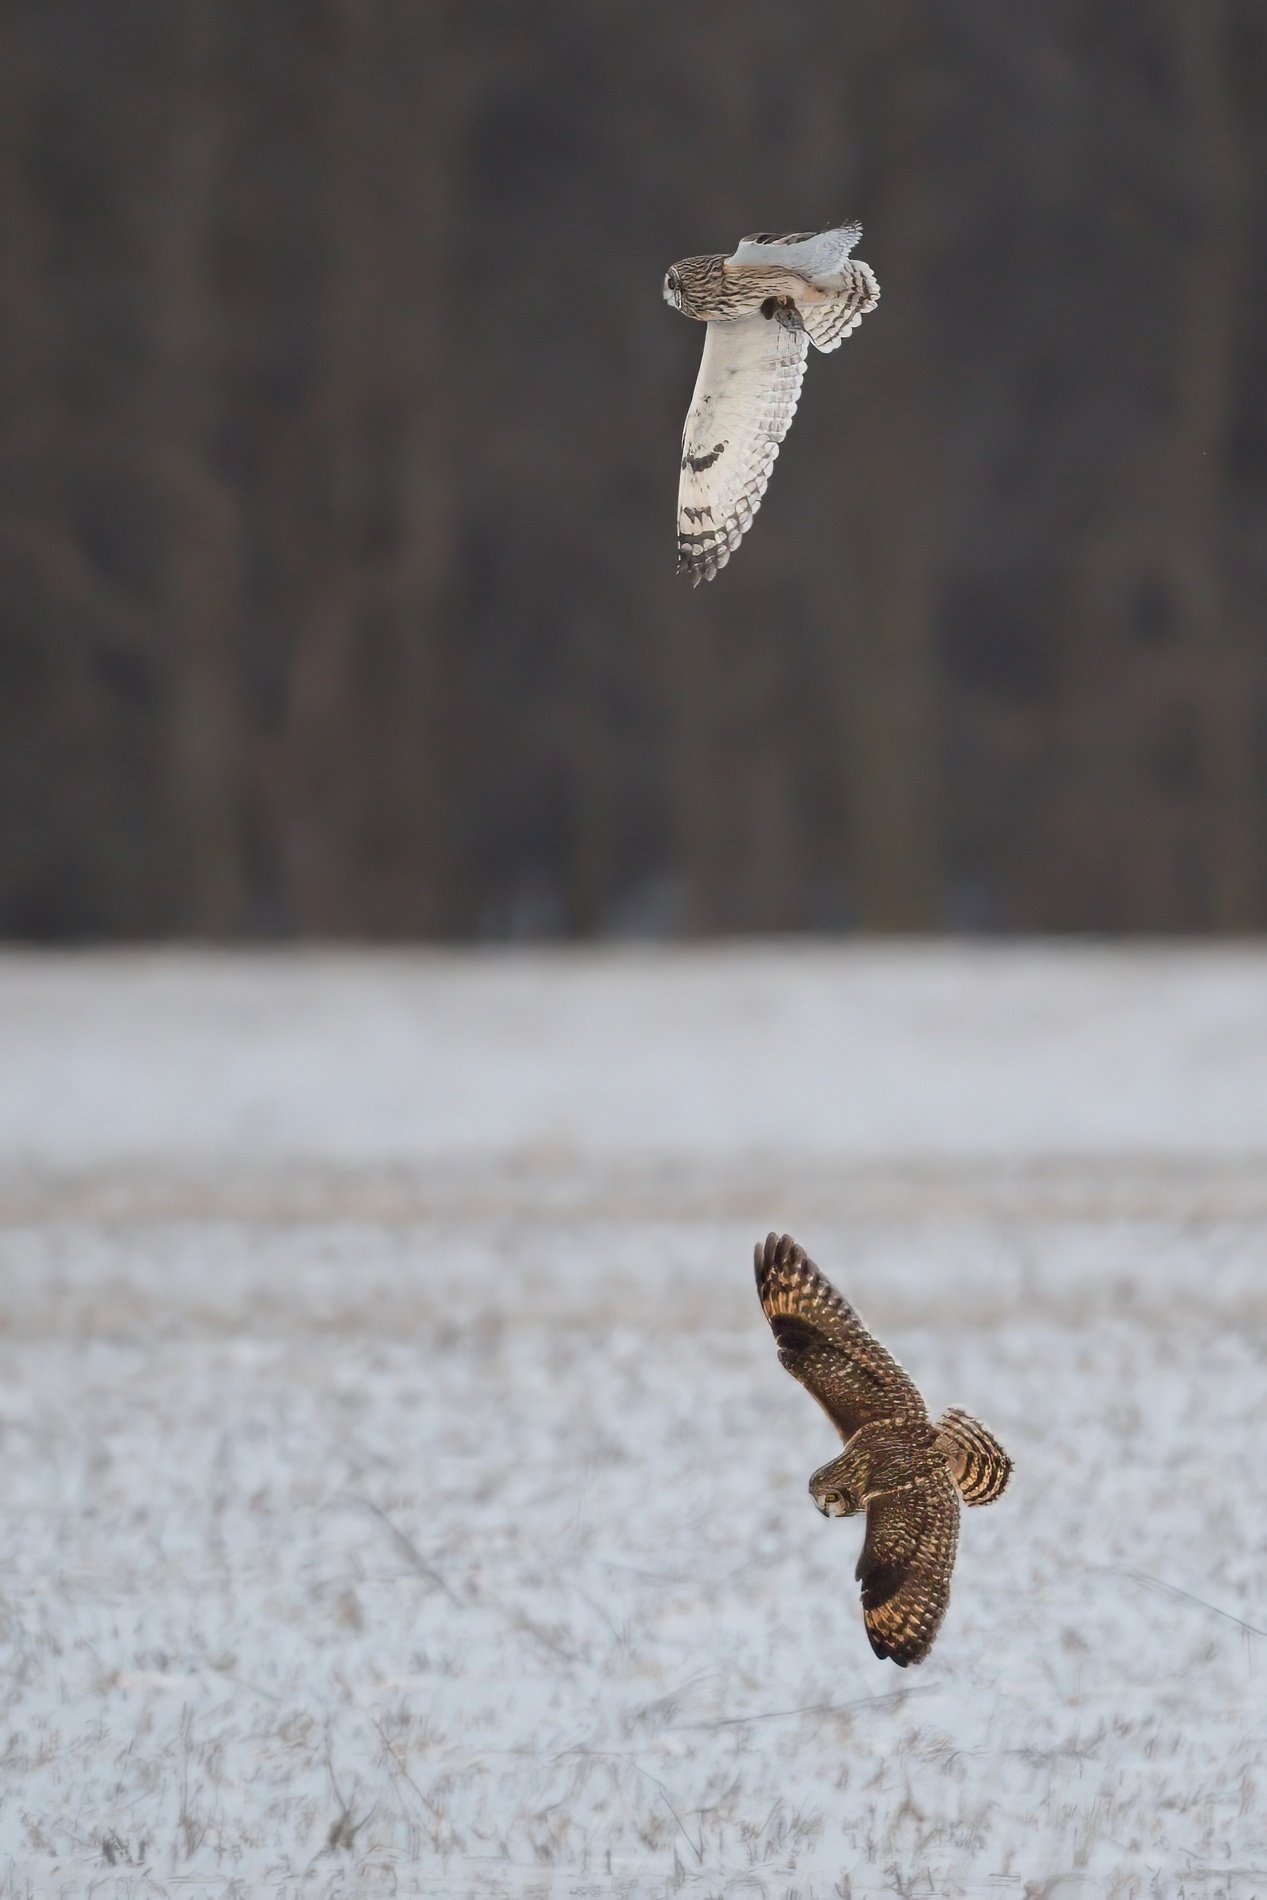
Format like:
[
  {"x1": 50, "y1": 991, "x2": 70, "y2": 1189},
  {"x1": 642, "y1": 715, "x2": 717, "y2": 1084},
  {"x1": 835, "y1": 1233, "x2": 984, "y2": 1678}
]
[{"x1": 4, "y1": 1, "x2": 1267, "y2": 940}]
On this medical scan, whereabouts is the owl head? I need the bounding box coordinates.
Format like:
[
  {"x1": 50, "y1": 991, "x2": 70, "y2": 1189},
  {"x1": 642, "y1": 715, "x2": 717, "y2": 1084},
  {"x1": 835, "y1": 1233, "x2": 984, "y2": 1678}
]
[
  {"x1": 809, "y1": 1452, "x2": 860, "y2": 1518},
  {"x1": 812, "y1": 1482, "x2": 857, "y2": 1519}
]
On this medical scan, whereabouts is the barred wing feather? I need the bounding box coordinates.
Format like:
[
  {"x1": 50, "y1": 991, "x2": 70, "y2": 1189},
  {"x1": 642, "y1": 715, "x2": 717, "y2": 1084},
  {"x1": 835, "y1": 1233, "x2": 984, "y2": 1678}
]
[
  {"x1": 729, "y1": 222, "x2": 862, "y2": 273},
  {"x1": 677, "y1": 306, "x2": 808, "y2": 585},
  {"x1": 754, "y1": 1231, "x2": 924, "y2": 1442},
  {"x1": 799, "y1": 259, "x2": 880, "y2": 353},
  {"x1": 857, "y1": 1473, "x2": 960, "y2": 1667}
]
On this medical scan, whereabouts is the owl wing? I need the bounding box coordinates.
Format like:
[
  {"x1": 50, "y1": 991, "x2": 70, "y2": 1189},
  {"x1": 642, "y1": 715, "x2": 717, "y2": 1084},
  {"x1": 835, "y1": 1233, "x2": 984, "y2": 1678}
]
[
  {"x1": 729, "y1": 222, "x2": 862, "y2": 273},
  {"x1": 797, "y1": 260, "x2": 879, "y2": 353},
  {"x1": 754, "y1": 1232, "x2": 925, "y2": 1442},
  {"x1": 677, "y1": 305, "x2": 808, "y2": 585},
  {"x1": 856, "y1": 1472, "x2": 960, "y2": 1666}
]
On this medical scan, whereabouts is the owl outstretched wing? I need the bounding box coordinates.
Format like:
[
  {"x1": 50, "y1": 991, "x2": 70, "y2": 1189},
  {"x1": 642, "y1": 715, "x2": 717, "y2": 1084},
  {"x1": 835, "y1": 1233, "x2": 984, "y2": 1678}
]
[
  {"x1": 856, "y1": 1472, "x2": 960, "y2": 1666},
  {"x1": 754, "y1": 1232, "x2": 925, "y2": 1442},
  {"x1": 728, "y1": 222, "x2": 862, "y2": 273},
  {"x1": 677, "y1": 305, "x2": 808, "y2": 586}
]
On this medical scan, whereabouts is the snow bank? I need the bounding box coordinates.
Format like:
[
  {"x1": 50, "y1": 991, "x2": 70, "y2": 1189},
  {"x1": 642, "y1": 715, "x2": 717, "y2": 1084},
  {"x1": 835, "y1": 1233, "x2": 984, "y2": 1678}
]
[{"x1": 1, "y1": 947, "x2": 1265, "y2": 1897}]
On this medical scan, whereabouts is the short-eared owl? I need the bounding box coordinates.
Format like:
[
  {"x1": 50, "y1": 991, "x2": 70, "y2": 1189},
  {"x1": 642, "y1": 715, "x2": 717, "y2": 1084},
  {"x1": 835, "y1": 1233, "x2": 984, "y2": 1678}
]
[
  {"x1": 664, "y1": 222, "x2": 879, "y2": 584},
  {"x1": 756, "y1": 1233, "x2": 1011, "y2": 1666}
]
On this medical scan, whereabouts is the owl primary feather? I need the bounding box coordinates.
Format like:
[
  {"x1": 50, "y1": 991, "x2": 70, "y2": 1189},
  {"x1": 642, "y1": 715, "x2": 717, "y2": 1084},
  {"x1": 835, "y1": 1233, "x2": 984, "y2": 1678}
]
[
  {"x1": 664, "y1": 222, "x2": 879, "y2": 584},
  {"x1": 755, "y1": 1232, "x2": 1012, "y2": 1666}
]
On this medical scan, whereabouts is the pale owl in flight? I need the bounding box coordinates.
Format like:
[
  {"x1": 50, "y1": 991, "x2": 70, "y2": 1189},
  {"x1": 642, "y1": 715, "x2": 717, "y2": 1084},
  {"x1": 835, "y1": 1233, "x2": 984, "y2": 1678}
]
[
  {"x1": 756, "y1": 1232, "x2": 1012, "y2": 1666},
  {"x1": 664, "y1": 222, "x2": 880, "y2": 584}
]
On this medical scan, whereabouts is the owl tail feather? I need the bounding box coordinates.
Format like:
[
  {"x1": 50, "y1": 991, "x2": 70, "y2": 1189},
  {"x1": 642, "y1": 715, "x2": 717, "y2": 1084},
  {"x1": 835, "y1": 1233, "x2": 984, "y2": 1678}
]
[{"x1": 935, "y1": 1407, "x2": 1012, "y2": 1506}]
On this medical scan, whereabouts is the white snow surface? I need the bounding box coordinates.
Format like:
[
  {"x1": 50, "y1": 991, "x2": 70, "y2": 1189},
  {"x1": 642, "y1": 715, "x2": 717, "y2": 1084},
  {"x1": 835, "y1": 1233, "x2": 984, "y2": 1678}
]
[{"x1": 2, "y1": 944, "x2": 1267, "y2": 1898}]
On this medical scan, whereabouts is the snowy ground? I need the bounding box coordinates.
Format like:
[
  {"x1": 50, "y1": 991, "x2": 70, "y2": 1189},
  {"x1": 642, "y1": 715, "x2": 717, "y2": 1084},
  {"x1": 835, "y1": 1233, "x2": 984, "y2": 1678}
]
[{"x1": 2, "y1": 945, "x2": 1267, "y2": 1898}]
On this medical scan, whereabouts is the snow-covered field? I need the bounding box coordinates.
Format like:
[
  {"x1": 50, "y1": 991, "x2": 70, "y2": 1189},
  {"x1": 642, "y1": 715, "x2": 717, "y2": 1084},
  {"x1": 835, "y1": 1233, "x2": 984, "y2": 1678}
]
[{"x1": 3, "y1": 945, "x2": 1267, "y2": 1898}]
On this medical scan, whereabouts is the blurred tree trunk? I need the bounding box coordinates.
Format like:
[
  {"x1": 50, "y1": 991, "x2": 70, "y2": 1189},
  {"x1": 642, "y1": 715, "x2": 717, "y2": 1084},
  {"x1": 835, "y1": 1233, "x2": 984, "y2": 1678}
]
[
  {"x1": 380, "y1": 0, "x2": 457, "y2": 936},
  {"x1": 0, "y1": 15, "x2": 53, "y2": 464},
  {"x1": 148, "y1": 0, "x2": 248, "y2": 934},
  {"x1": 1166, "y1": 0, "x2": 1257, "y2": 927},
  {"x1": 662, "y1": 597, "x2": 730, "y2": 932},
  {"x1": 657, "y1": 2, "x2": 839, "y2": 936},
  {"x1": 1046, "y1": 0, "x2": 1256, "y2": 931},
  {"x1": 279, "y1": 0, "x2": 455, "y2": 935},
  {"x1": 822, "y1": 4, "x2": 942, "y2": 931}
]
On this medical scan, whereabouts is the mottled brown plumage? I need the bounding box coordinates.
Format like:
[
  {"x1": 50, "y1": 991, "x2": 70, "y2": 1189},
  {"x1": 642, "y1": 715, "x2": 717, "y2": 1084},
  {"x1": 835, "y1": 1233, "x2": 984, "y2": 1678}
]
[
  {"x1": 755, "y1": 1232, "x2": 1011, "y2": 1666},
  {"x1": 664, "y1": 223, "x2": 880, "y2": 583}
]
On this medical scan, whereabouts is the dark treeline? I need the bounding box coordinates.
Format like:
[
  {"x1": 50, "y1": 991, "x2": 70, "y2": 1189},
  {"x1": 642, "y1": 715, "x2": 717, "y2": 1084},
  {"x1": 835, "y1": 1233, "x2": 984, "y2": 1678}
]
[{"x1": 3, "y1": 1, "x2": 1267, "y2": 938}]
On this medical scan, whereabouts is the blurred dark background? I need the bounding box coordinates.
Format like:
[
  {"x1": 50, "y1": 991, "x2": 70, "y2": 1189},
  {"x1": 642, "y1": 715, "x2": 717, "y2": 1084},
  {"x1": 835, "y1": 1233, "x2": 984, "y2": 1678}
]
[{"x1": 3, "y1": 0, "x2": 1267, "y2": 940}]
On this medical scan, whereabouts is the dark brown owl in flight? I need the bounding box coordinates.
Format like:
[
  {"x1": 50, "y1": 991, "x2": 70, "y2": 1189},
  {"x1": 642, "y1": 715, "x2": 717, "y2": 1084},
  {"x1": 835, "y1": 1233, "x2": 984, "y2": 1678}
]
[{"x1": 756, "y1": 1233, "x2": 1012, "y2": 1666}]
